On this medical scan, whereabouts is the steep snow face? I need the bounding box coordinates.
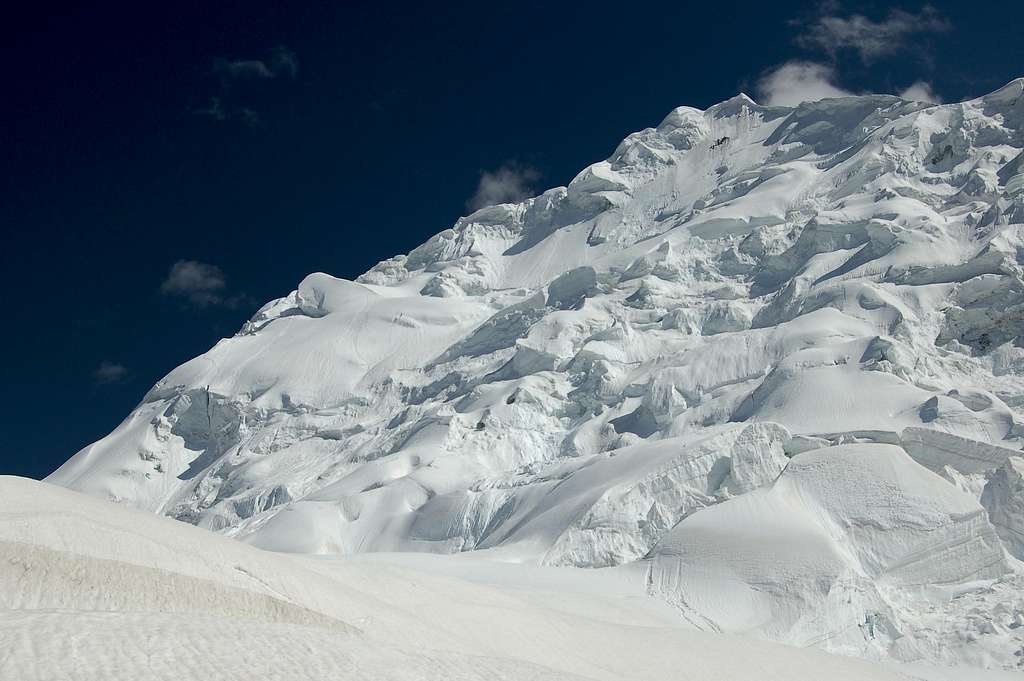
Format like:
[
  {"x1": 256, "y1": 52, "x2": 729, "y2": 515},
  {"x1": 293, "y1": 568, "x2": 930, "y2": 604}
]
[
  {"x1": 645, "y1": 444, "x2": 1020, "y2": 668},
  {"x1": 49, "y1": 80, "x2": 1024, "y2": 667},
  {"x1": 982, "y1": 456, "x2": 1024, "y2": 559}
]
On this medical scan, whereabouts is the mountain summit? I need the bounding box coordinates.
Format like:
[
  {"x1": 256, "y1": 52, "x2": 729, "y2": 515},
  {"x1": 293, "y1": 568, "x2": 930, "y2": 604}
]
[{"x1": 50, "y1": 80, "x2": 1024, "y2": 668}]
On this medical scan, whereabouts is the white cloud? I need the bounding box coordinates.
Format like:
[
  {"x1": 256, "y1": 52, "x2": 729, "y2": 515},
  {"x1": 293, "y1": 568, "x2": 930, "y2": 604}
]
[
  {"x1": 160, "y1": 260, "x2": 227, "y2": 307},
  {"x1": 757, "y1": 62, "x2": 854, "y2": 107},
  {"x1": 467, "y1": 164, "x2": 541, "y2": 212},
  {"x1": 795, "y1": 5, "x2": 951, "y2": 63},
  {"x1": 899, "y1": 81, "x2": 942, "y2": 103},
  {"x1": 93, "y1": 361, "x2": 129, "y2": 385}
]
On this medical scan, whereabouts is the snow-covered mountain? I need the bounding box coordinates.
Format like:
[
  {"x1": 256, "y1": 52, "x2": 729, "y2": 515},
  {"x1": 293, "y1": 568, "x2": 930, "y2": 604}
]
[{"x1": 48, "y1": 78, "x2": 1024, "y2": 669}]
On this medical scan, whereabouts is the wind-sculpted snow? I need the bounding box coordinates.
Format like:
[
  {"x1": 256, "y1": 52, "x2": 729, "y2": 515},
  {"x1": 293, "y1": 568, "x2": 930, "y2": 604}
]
[
  {"x1": 9, "y1": 476, "x2": 1003, "y2": 681},
  {"x1": 48, "y1": 78, "x2": 1024, "y2": 669},
  {"x1": 645, "y1": 444, "x2": 1019, "y2": 667}
]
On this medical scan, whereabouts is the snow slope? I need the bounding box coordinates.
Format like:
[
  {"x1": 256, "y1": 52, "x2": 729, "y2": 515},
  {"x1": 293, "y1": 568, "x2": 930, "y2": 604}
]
[
  {"x1": 645, "y1": 443, "x2": 1016, "y2": 667},
  {"x1": 46, "y1": 79, "x2": 1024, "y2": 669},
  {"x1": 1, "y1": 476, "x2": 1017, "y2": 681}
]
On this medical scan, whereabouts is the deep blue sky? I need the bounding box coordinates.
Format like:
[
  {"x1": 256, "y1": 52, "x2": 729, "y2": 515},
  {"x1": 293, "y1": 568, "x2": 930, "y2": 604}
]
[{"x1": 2, "y1": 1, "x2": 1022, "y2": 479}]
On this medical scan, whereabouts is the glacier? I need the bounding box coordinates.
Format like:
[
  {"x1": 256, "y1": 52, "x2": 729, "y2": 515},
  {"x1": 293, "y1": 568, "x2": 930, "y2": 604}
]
[{"x1": 36, "y1": 77, "x2": 1024, "y2": 670}]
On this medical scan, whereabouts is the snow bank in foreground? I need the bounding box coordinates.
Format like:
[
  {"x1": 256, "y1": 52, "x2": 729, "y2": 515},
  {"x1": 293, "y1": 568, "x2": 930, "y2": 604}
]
[{"x1": 2, "y1": 475, "x2": 1014, "y2": 681}]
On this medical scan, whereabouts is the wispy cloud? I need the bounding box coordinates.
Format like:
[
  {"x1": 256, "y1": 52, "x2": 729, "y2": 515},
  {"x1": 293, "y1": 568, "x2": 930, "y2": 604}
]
[
  {"x1": 757, "y1": 61, "x2": 854, "y2": 107},
  {"x1": 195, "y1": 46, "x2": 297, "y2": 126},
  {"x1": 160, "y1": 260, "x2": 228, "y2": 307},
  {"x1": 192, "y1": 97, "x2": 262, "y2": 126},
  {"x1": 93, "y1": 360, "x2": 129, "y2": 385},
  {"x1": 467, "y1": 164, "x2": 541, "y2": 212},
  {"x1": 794, "y1": 4, "x2": 951, "y2": 63},
  {"x1": 213, "y1": 46, "x2": 299, "y2": 83},
  {"x1": 760, "y1": 5, "x2": 949, "y2": 106}
]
